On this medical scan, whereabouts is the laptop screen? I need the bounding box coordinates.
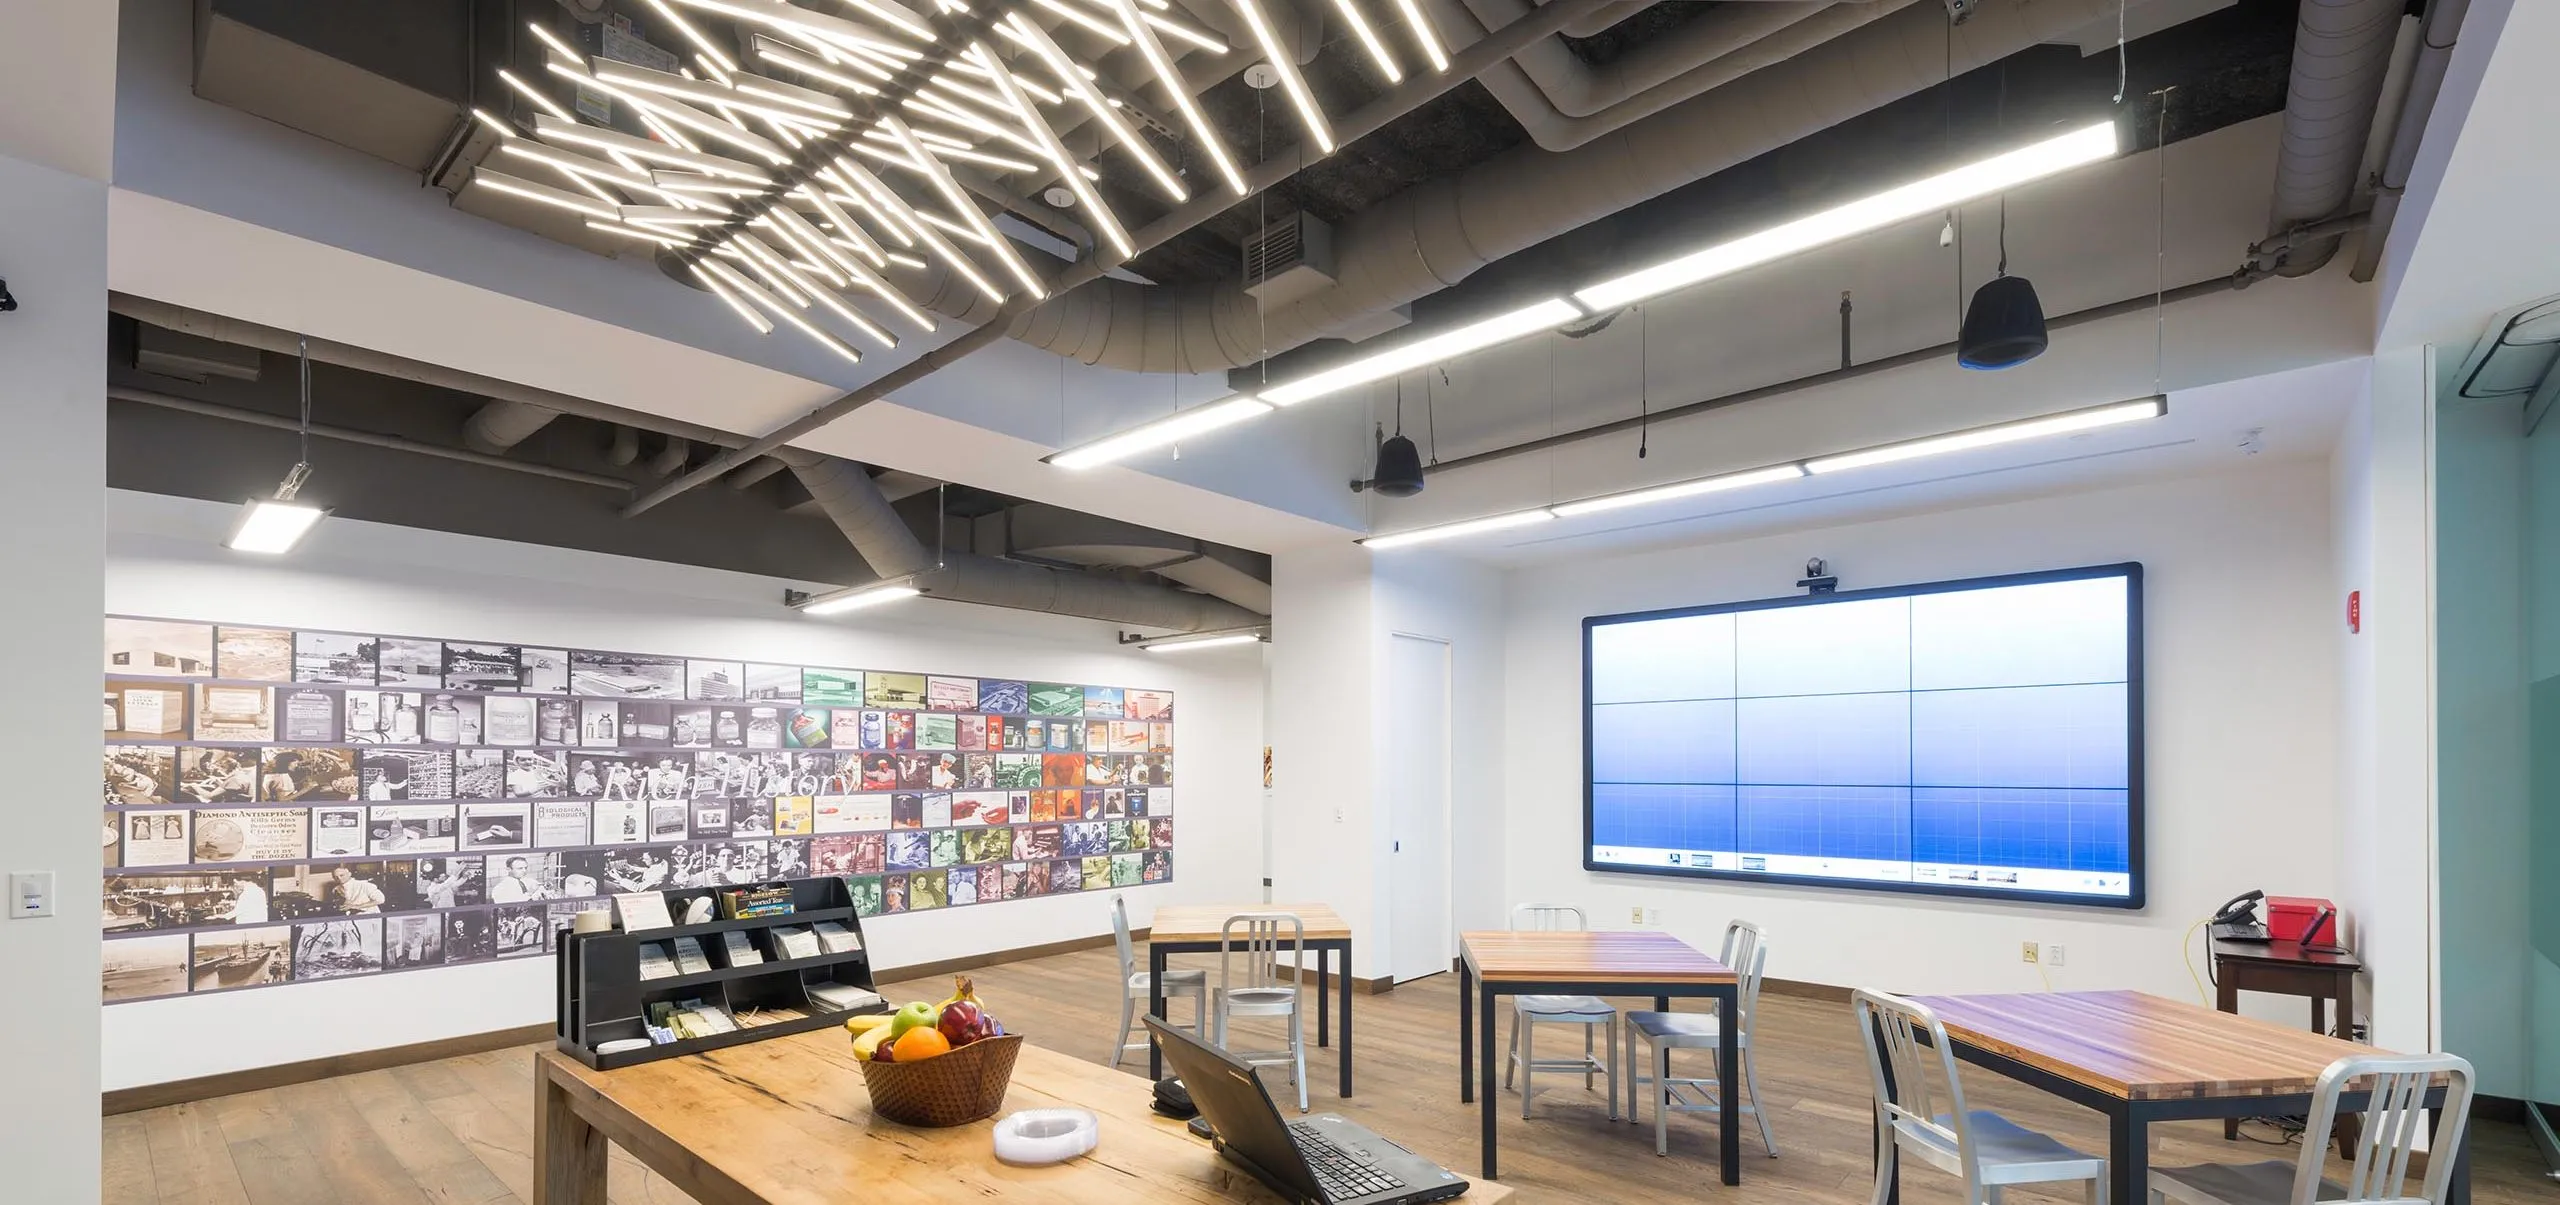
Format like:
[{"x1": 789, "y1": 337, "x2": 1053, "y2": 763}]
[{"x1": 1144, "y1": 1015, "x2": 1318, "y2": 1196}]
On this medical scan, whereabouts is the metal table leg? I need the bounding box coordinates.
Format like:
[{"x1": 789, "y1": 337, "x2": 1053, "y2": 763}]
[
  {"x1": 1338, "y1": 943, "x2": 1354, "y2": 1097},
  {"x1": 1148, "y1": 943, "x2": 1169, "y2": 1081}
]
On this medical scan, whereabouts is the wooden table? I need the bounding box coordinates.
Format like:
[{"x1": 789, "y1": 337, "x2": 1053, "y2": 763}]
[
  {"x1": 1458, "y1": 930, "x2": 1741, "y2": 1183},
  {"x1": 1895, "y1": 991, "x2": 2469, "y2": 1205},
  {"x1": 533, "y1": 1027, "x2": 1516, "y2": 1203},
  {"x1": 1147, "y1": 903, "x2": 1356, "y2": 1097},
  {"x1": 2211, "y1": 938, "x2": 2364, "y2": 1142}
]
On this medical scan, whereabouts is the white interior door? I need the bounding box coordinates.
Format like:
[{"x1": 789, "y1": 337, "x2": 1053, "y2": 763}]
[{"x1": 1387, "y1": 633, "x2": 1453, "y2": 983}]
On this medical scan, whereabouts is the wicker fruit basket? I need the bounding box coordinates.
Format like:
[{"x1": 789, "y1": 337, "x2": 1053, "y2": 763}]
[{"x1": 859, "y1": 1034, "x2": 1024, "y2": 1127}]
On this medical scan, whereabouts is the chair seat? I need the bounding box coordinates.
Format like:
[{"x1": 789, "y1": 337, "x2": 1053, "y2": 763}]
[
  {"x1": 1625, "y1": 1010, "x2": 1748, "y2": 1047},
  {"x1": 2152, "y1": 1161, "x2": 2347, "y2": 1205},
  {"x1": 1129, "y1": 968, "x2": 1207, "y2": 991},
  {"x1": 1518, "y1": 994, "x2": 1615, "y2": 1021},
  {"x1": 1221, "y1": 986, "x2": 1299, "y2": 1016},
  {"x1": 1897, "y1": 1111, "x2": 2103, "y2": 1180}
]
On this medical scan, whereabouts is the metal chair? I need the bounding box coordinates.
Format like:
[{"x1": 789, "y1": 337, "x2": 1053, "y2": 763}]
[
  {"x1": 2148, "y1": 1053, "x2": 2474, "y2": 1205},
  {"x1": 1214, "y1": 911, "x2": 1309, "y2": 1112},
  {"x1": 1623, "y1": 920, "x2": 1778, "y2": 1156},
  {"x1": 1110, "y1": 895, "x2": 1207, "y2": 1069},
  {"x1": 1853, "y1": 988, "x2": 2108, "y2": 1205},
  {"x1": 1504, "y1": 903, "x2": 1618, "y2": 1121}
]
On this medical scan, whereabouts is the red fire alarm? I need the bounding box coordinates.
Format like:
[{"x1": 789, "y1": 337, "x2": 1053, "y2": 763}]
[{"x1": 2347, "y1": 590, "x2": 2361, "y2": 634}]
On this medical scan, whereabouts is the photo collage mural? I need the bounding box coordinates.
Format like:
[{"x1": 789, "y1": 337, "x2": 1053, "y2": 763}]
[{"x1": 101, "y1": 617, "x2": 1176, "y2": 1003}]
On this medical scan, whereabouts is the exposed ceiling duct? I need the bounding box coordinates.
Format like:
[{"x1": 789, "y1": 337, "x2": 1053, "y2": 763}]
[
  {"x1": 1003, "y1": 0, "x2": 2172, "y2": 374},
  {"x1": 2262, "y1": 0, "x2": 2402, "y2": 275},
  {"x1": 2349, "y1": 0, "x2": 2469, "y2": 282},
  {"x1": 461, "y1": 400, "x2": 561, "y2": 453},
  {"x1": 776, "y1": 451, "x2": 1265, "y2": 630}
]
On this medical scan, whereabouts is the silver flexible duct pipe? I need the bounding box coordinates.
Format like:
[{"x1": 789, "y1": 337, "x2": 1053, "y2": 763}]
[
  {"x1": 777, "y1": 451, "x2": 1265, "y2": 628},
  {"x1": 2265, "y1": 0, "x2": 2403, "y2": 275},
  {"x1": 1008, "y1": 0, "x2": 2154, "y2": 373},
  {"x1": 1458, "y1": 0, "x2": 1833, "y2": 119},
  {"x1": 461, "y1": 400, "x2": 561, "y2": 453},
  {"x1": 2349, "y1": 0, "x2": 2469, "y2": 282}
]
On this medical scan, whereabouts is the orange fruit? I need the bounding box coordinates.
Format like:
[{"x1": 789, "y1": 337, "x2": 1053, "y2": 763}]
[{"x1": 892, "y1": 1026, "x2": 952, "y2": 1062}]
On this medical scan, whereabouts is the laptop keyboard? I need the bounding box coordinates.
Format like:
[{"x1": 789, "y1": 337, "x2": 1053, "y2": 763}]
[{"x1": 1291, "y1": 1122, "x2": 1408, "y2": 1201}]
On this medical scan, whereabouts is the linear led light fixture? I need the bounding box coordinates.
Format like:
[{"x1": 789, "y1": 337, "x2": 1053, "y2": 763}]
[
  {"x1": 1047, "y1": 396, "x2": 1273, "y2": 469},
  {"x1": 1127, "y1": 630, "x2": 1268, "y2": 652},
  {"x1": 1261, "y1": 298, "x2": 1585, "y2": 407},
  {"x1": 1804, "y1": 395, "x2": 2166, "y2": 473},
  {"x1": 226, "y1": 499, "x2": 327, "y2": 555},
  {"x1": 791, "y1": 581, "x2": 923, "y2": 615},
  {"x1": 1576, "y1": 121, "x2": 2119, "y2": 310},
  {"x1": 1360, "y1": 395, "x2": 2168, "y2": 549}
]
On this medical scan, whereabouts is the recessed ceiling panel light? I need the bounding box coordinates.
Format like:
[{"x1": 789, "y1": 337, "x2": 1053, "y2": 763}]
[
  {"x1": 1359, "y1": 507, "x2": 1556, "y2": 550},
  {"x1": 1575, "y1": 122, "x2": 2119, "y2": 312},
  {"x1": 1048, "y1": 396, "x2": 1275, "y2": 469},
  {"x1": 1261, "y1": 299, "x2": 1585, "y2": 407},
  {"x1": 1803, "y1": 395, "x2": 2167, "y2": 474},
  {"x1": 226, "y1": 499, "x2": 327, "y2": 555},
  {"x1": 1549, "y1": 464, "x2": 1808, "y2": 517}
]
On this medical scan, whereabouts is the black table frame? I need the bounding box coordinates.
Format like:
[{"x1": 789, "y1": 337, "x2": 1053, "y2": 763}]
[
  {"x1": 1878, "y1": 1031, "x2": 2473, "y2": 1205},
  {"x1": 1149, "y1": 935, "x2": 1355, "y2": 1098},
  {"x1": 1458, "y1": 956, "x2": 1741, "y2": 1184}
]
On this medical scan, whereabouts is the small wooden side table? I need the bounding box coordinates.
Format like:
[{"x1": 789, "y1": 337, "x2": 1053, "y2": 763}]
[{"x1": 2211, "y1": 938, "x2": 2363, "y2": 1144}]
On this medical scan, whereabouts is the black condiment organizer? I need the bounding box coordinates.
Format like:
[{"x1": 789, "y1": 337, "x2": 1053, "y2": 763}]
[{"x1": 555, "y1": 877, "x2": 886, "y2": 1069}]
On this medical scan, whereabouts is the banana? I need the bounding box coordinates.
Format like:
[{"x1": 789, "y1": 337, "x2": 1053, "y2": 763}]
[
  {"x1": 852, "y1": 1024, "x2": 891, "y2": 1060},
  {"x1": 936, "y1": 975, "x2": 982, "y2": 1011},
  {"x1": 843, "y1": 1013, "x2": 894, "y2": 1034}
]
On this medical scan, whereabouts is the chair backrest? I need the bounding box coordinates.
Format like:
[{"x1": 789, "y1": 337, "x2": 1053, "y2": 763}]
[
  {"x1": 1511, "y1": 903, "x2": 1586, "y2": 932},
  {"x1": 2294, "y1": 1053, "x2": 2474, "y2": 1205},
  {"x1": 1219, "y1": 912, "x2": 1305, "y2": 997},
  {"x1": 1851, "y1": 989, "x2": 1984, "y2": 1196},
  {"x1": 1111, "y1": 894, "x2": 1136, "y2": 979},
  {"x1": 1721, "y1": 921, "x2": 1769, "y2": 1030}
]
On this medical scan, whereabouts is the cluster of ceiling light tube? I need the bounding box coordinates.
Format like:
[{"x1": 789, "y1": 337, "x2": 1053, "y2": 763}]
[
  {"x1": 466, "y1": 0, "x2": 1447, "y2": 362},
  {"x1": 1042, "y1": 121, "x2": 2125, "y2": 473}
]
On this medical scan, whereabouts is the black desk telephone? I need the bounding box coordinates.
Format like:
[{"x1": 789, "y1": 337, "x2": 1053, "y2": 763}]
[{"x1": 2210, "y1": 890, "x2": 2271, "y2": 942}]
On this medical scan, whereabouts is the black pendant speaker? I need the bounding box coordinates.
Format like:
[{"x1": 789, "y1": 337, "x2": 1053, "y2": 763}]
[
  {"x1": 1371, "y1": 432, "x2": 1425, "y2": 497},
  {"x1": 1957, "y1": 274, "x2": 2049, "y2": 370}
]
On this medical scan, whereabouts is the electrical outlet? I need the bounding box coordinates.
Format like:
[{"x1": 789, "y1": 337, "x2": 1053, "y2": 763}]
[
  {"x1": 2045, "y1": 944, "x2": 2066, "y2": 967},
  {"x1": 1630, "y1": 907, "x2": 1645, "y2": 926},
  {"x1": 1646, "y1": 908, "x2": 1661, "y2": 926},
  {"x1": 2020, "y1": 941, "x2": 2040, "y2": 964}
]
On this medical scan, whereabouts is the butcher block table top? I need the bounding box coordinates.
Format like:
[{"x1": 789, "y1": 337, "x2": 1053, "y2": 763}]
[{"x1": 1904, "y1": 989, "x2": 2398, "y2": 1101}]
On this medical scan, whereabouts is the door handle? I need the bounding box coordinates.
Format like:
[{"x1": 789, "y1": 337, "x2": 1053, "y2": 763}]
[{"x1": 1393, "y1": 840, "x2": 1401, "y2": 852}]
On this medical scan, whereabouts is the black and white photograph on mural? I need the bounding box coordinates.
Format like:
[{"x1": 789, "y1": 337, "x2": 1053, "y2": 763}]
[
  {"x1": 484, "y1": 851, "x2": 572, "y2": 902},
  {"x1": 103, "y1": 745, "x2": 177, "y2": 805},
  {"x1": 451, "y1": 748, "x2": 504, "y2": 799},
  {"x1": 619, "y1": 702, "x2": 673, "y2": 747},
  {"x1": 493, "y1": 905, "x2": 549, "y2": 957},
  {"x1": 293, "y1": 917, "x2": 384, "y2": 979},
  {"x1": 481, "y1": 696, "x2": 538, "y2": 747},
  {"x1": 292, "y1": 631, "x2": 377, "y2": 684},
  {"x1": 271, "y1": 863, "x2": 405, "y2": 917},
  {"x1": 532, "y1": 800, "x2": 590, "y2": 848},
  {"x1": 601, "y1": 845, "x2": 674, "y2": 893},
  {"x1": 384, "y1": 913, "x2": 445, "y2": 968},
  {"x1": 368, "y1": 804, "x2": 457, "y2": 855},
  {"x1": 730, "y1": 796, "x2": 775, "y2": 838},
  {"x1": 360, "y1": 748, "x2": 450, "y2": 800},
  {"x1": 419, "y1": 692, "x2": 481, "y2": 746},
  {"x1": 590, "y1": 798, "x2": 645, "y2": 845},
  {"x1": 117, "y1": 811, "x2": 189, "y2": 869},
  {"x1": 174, "y1": 747, "x2": 254, "y2": 804},
  {"x1": 374, "y1": 638, "x2": 443, "y2": 688},
  {"x1": 309, "y1": 806, "x2": 366, "y2": 857},
  {"x1": 564, "y1": 751, "x2": 633, "y2": 799},
  {"x1": 192, "y1": 926, "x2": 291, "y2": 991},
  {"x1": 443, "y1": 908, "x2": 495, "y2": 962},
  {"x1": 506, "y1": 750, "x2": 569, "y2": 799},
  {"x1": 460, "y1": 802, "x2": 530, "y2": 850},
  {"x1": 769, "y1": 837, "x2": 810, "y2": 879},
  {"x1": 191, "y1": 809, "x2": 311, "y2": 864},
  {"x1": 571, "y1": 650, "x2": 683, "y2": 698},
  {"x1": 576, "y1": 699, "x2": 620, "y2": 746},
  {"x1": 688, "y1": 797, "x2": 732, "y2": 840},
  {"x1": 343, "y1": 691, "x2": 428, "y2": 745},
  {"x1": 442, "y1": 643, "x2": 521, "y2": 691},
  {"x1": 414, "y1": 857, "x2": 485, "y2": 908},
  {"x1": 519, "y1": 648, "x2": 569, "y2": 694},
  {"x1": 214, "y1": 626, "x2": 294, "y2": 682},
  {"x1": 273, "y1": 686, "x2": 340, "y2": 743},
  {"x1": 742, "y1": 663, "x2": 800, "y2": 701},
  {"x1": 669, "y1": 705, "x2": 714, "y2": 748},
  {"x1": 104, "y1": 618, "x2": 215, "y2": 678},
  {"x1": 259, "y1": 746, "x2": 357, "y2": 802},
  {"x1": 102, "y1": 934, "x2": 191, "y2": 1002},
  {"x1": 647, "y1": 800, "x2": 689, "y2": 842},
  {"x1": 687, "y1": 660, "x2": 744, "y2": 700}
]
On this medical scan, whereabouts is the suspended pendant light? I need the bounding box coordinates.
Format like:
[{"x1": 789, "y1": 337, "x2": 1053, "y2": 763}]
[
  {"x1": 1957, "y1": 188, "x2": 2046, "y2": 370},
  {"x1": 1371, "y1": 380, "x2": 1426, "y2": 497}
]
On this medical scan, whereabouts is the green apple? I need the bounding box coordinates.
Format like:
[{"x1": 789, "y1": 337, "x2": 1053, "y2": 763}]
[{"x1": 885, "y1": 1000, "x2": 940, "y2": 1039}]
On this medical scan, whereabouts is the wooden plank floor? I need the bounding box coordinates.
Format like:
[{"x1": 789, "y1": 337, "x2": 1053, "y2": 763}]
[{"x1": 106, "y1": 946, "x2": 2553, "y2": 1204}]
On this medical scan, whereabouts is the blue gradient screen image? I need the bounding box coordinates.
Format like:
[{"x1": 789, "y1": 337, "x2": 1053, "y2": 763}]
[{"x1": 1584, "y1": 566, "x2": 2141, "y2": 906}]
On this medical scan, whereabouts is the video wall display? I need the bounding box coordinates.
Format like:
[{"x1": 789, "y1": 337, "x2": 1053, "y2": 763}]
[
  {"x1": 1583, "y1": 564, "x2": 2142, "y2": 908},
  {"x1": 100, "y1": 616, "x2": 1177, "y2": 1004}
]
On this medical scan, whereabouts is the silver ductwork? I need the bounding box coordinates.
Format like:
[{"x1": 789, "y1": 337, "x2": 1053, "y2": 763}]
[
  {"x1": 2264, "y1": 0, "x2": 2403, "y2": 275},
  {"x1": 777, "y1": 451, "x2": 1266, "y2": 630},
  {"x1": 461, "y1": 400, "x2": 561, "y2": 453},
  {"x1": 1006, "y1": 0, "x2": 2162, "y2": 373}
]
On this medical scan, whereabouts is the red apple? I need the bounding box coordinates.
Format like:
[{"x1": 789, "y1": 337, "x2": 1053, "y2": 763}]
[{"x1": 938, "y1": 1000, "x2": 984, "y2": 1047}]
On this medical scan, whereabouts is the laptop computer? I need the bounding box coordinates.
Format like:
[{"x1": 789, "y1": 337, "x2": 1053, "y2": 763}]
[{"x1": 1144, "y1": 1014, "x2": 1473, "y2": 1205}]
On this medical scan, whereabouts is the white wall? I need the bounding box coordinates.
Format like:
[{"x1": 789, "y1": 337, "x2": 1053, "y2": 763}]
[
  {"x1": 0, "y1": 147, "x2": 110, "y2": 1201},
  {"x1": 100, "y1": 491, "x2": 1267, "y2": 1090},
  {"x1": 1500, "y1": 461, "x2": 2342, "y2": 1009},
  {"x1": 1375, "y1": 554, "x2": 1509, "y2": 948},
  {"x1": 1267, "y1": 544, "x2": 1384, "y2": 978}
]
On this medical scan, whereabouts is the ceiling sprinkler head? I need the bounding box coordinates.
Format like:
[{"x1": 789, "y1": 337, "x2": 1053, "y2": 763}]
[{"x1": 1243, "y1": 63, "x2": 1282, "y2": 90}]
